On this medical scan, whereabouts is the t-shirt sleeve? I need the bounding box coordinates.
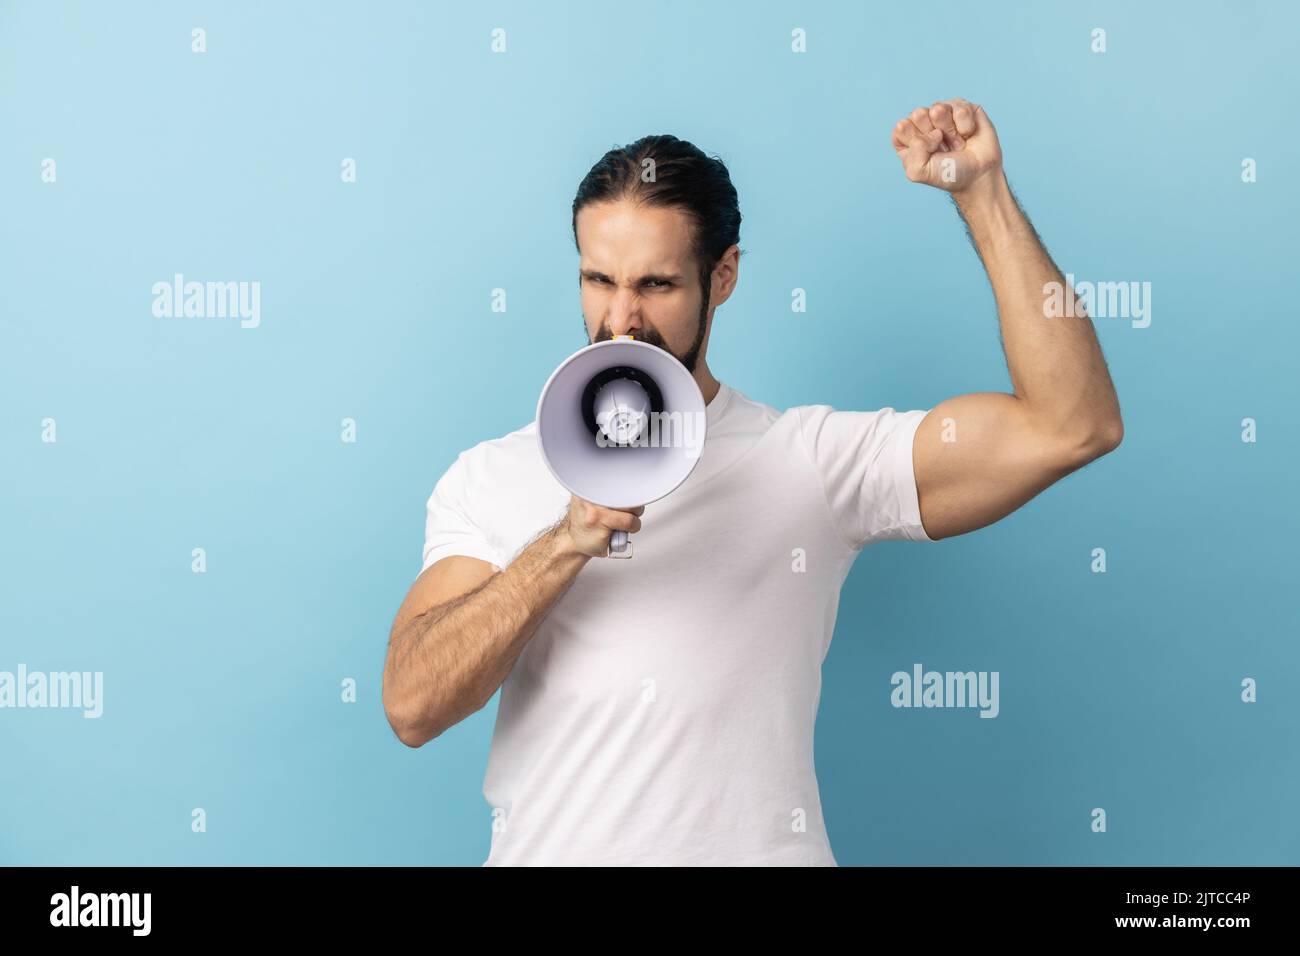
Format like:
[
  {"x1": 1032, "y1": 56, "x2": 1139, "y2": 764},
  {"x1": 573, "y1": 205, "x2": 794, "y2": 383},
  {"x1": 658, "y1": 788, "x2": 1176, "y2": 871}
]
[
  {"x1": 421, "y1": 451, "x2": 505, "y2": 574},
  {"x1": 795, "y1": 404, "x2": 935, "y2": 549}
]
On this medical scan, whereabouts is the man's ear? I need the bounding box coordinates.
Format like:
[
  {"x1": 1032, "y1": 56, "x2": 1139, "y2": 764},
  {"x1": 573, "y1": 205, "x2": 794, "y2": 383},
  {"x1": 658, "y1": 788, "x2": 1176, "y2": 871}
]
[{"x1": 710, "y1": 243, "x2": 741, "y2": 305}]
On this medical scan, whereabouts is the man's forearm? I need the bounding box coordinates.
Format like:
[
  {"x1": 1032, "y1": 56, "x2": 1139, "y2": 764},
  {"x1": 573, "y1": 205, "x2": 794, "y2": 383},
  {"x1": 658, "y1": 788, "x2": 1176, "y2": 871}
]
[
  {"x1": 953, "y1": 172, "x2": 1122, "y2": 445},
  {"x1": 385, "y1": 519, "x2": 589, "y2": 745}
]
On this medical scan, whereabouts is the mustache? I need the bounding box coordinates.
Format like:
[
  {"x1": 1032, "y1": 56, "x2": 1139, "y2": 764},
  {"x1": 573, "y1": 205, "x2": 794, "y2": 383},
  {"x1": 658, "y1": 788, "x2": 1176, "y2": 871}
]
[
  {"x1": 587, "y1": 305, "x2": 707, "y2": 373},
  {"x1": 590, "y1": 325, "x2": 670, "y2": 356},
  {"x1": 591, "y1": 324, "x2": 667, "y2": 350}
]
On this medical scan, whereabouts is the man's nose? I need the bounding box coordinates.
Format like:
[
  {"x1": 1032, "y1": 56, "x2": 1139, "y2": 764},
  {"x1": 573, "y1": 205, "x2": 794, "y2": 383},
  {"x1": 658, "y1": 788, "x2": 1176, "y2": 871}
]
[{"x1": 606, "y1": 287, "x2": 643, "y2": 337}]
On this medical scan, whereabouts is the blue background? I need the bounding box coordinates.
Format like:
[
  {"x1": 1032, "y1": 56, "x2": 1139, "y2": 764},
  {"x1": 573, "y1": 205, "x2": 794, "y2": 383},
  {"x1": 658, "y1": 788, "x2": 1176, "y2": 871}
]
[{"x1": 2, "y1": 0, "x2": 1296, "y2": 865}]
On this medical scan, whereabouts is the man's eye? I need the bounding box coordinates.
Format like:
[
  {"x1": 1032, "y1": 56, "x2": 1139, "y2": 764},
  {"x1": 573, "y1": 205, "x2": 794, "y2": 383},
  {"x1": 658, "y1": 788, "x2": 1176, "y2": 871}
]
[{"x1": 647, "y1": 280, "x2": 670, "y2": 288}]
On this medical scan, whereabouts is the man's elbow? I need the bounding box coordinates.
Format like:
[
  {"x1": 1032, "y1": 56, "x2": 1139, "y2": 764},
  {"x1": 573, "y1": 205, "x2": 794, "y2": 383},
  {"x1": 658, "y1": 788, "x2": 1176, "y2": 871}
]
[
  {"x1": 384, "y1": 684, "x2": 485, "y2": 749},
  {"x1": 383, "y1": 686, "x2": 441, "y2": 749},
  {"x1": 393, "y1": 720, "x2": 429, "y2": 749},
  {"x1": 1090, "y1": 415, "x2": 1124, "y2": 457},
  {"x1": 388, "y1": 711, "x2": 441, "y2": 749},
  {"x1": 1061, "y1": 416, "x2": 1124, "y2": 468}
]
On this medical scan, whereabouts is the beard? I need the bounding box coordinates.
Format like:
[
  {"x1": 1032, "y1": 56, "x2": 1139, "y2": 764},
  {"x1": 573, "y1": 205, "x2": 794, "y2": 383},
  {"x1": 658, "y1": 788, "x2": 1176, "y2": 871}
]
[{"x1": 588, "y1": 297, "x2": 708, "y2": 373}]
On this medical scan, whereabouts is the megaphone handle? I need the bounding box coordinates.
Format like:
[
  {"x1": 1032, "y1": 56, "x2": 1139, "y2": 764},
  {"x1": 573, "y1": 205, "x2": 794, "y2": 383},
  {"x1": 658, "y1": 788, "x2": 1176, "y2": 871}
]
[{"x1": 609, "y1": 530, "x2": 632, "y2": 559}]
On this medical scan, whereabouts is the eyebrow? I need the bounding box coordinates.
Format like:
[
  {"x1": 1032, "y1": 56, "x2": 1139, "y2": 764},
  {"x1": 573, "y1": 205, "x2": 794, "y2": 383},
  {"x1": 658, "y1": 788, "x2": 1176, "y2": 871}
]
[{"x1": 580, "y1": 269, "x2": 682, "y2": 284}]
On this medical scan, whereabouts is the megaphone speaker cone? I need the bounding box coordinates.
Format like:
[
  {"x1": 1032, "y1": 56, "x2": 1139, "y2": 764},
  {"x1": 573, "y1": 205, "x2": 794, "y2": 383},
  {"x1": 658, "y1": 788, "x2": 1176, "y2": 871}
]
[{"x1": 536, "y1": 339, "x2": 708, "y2": 556}]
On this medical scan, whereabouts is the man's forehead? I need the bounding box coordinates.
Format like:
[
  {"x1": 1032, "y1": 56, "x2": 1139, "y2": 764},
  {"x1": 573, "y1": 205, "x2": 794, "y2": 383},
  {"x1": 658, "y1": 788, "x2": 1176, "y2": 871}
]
[
  {"x1": 579, "y1": 252, "x2": 687, "y2": 275},
  {"x1": 576, "y1": 202, "x2": 694, "y2": 270},
  {"x1": 578, "y1": 239, "x2": 692, "y2": 274}
]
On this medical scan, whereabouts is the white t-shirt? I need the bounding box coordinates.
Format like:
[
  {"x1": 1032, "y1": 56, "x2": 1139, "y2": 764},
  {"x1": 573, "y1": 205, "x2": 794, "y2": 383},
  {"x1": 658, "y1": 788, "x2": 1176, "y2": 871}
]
[{"x1": 421, "y1": 381, "x2": 934, "y2": 865}]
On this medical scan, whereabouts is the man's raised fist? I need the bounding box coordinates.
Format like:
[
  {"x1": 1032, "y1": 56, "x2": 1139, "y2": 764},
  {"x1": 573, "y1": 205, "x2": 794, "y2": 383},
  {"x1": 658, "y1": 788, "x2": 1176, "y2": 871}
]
[{"x1": 891, "y1": 98, "x2": 1003, "y2": 195}]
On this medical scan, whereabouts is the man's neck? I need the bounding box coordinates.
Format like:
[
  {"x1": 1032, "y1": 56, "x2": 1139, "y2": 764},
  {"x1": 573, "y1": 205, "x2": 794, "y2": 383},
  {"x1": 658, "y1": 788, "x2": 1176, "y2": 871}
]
[{"x1": 694, "y1": 363, "x2": 721, "y2": 406}]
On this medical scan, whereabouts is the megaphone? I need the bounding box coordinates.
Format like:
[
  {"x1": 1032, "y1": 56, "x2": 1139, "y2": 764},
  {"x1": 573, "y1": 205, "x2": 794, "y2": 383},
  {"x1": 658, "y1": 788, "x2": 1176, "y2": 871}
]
[{"x1": 536, "y1": 335, "x2": 707, "y2": 559}]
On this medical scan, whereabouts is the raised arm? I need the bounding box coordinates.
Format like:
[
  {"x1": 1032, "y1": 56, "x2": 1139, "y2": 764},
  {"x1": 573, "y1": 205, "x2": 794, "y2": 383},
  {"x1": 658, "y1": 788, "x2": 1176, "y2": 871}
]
[{"x1": 890, "y1": 98, "x2": 1123, "y2": 541}]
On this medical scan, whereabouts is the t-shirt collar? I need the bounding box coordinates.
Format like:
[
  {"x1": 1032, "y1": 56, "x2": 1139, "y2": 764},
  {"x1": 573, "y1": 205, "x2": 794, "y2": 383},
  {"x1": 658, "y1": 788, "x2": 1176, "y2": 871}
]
[{"x1": 705, "y1": 381, "x2": 733, "y2": 428}]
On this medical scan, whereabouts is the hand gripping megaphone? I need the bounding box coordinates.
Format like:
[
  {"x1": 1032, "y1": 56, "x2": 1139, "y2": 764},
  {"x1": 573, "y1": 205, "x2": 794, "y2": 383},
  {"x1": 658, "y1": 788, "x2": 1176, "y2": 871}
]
[{"x1": 536, "y1": 335, "x2": 707, "y2": 559}]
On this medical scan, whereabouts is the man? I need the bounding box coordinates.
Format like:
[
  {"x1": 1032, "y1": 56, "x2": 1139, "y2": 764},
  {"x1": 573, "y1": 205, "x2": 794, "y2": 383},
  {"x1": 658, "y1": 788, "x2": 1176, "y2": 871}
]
[{"x1": 382, "y1": 99, "x2": 1123, "y2": 866}]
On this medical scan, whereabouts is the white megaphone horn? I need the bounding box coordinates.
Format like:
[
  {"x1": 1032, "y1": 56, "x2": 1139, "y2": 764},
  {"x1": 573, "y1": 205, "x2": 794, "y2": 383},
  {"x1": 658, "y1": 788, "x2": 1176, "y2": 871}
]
[{"x1": 535, "y1": 334, "x2": 707, "y2": 559}]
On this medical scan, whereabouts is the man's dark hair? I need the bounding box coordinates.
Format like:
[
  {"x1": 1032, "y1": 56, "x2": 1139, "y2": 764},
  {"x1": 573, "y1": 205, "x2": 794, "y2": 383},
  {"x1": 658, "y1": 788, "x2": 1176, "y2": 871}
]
[{"x1": 571, "y1": 134, "x2": 743, "y2": 307}]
